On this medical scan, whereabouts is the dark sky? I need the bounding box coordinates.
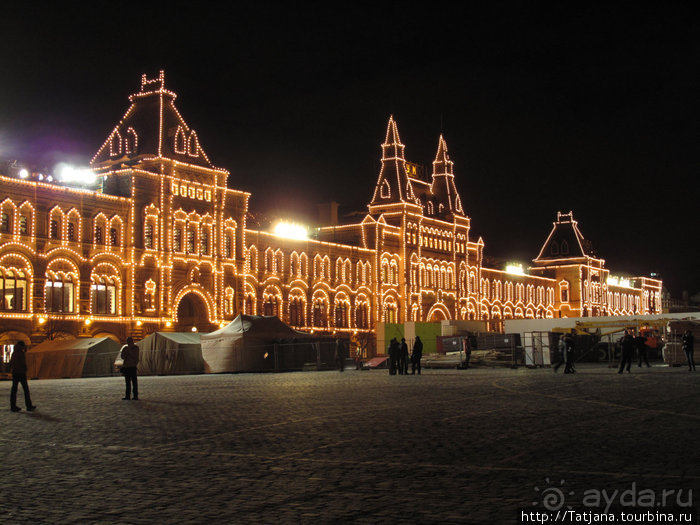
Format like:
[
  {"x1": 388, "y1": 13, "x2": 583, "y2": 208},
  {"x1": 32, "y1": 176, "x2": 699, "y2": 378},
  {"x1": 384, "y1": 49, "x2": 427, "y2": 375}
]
[{"x1": 1, "y1": 3, "x2": 698, "y2": 295}]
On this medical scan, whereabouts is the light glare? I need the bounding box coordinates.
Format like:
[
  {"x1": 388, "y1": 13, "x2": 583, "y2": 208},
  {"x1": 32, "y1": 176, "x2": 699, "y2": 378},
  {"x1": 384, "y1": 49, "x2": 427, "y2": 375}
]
[{"x1": 273, "y1": 221, "x2": 308, "y2": 240}]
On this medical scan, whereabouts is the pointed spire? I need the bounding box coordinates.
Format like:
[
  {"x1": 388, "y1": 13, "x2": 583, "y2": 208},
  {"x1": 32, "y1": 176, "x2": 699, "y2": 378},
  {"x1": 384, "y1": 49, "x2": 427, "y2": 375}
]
[
  {"x1": 381, "y1": 115, "x2": 405, "y2": 161},
  {"x1": 430, "y1": 134, "x2": 463, "y2": 217},
  {"x1": 432, "y1": 134, "x2": 453, "y2": 176}
]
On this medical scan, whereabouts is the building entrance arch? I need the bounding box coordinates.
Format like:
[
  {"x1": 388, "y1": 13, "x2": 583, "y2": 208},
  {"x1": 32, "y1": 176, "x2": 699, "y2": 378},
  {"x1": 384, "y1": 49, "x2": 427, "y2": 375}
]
[{"x1": 176, "y1": 292, "x2": 212, "y2": 332}]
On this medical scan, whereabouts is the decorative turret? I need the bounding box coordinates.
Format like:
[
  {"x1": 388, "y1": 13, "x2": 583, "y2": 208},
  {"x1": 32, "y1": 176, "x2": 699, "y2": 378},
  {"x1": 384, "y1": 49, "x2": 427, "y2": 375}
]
[
  {"x1": 369, "y1": 116, "x2": 417, "y2": 209},
  {"x1": 91, "y1": 71, "x2": 215, "y2": 169},
  {"x1": 430, "y1": 134, "x2": 464, "y2": 218}
]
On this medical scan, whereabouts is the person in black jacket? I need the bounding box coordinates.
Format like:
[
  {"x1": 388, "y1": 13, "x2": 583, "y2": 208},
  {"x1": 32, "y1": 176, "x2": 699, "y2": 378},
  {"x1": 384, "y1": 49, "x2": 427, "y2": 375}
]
[
  {"x1": 618, "y1": 330, "x2": 635, "y2": 374},
  {"x1": 9, "y1": 341, "x2": 36, "y2": 412},
  {"x1": 635, "y1": 332, "x2": 650, "y2": 368},
  {"x1": 388, "y1": 338, "x2": 399, "y2": 375},
  {"x1": 400, "y1": 338, "x2": 409, "y2": 375},
  {"x1": 682, "y1": 330, "x2": 695, "y2": 371},
  {"x1": 411, "y1": 336, "x2": 423, "y2": 375}
]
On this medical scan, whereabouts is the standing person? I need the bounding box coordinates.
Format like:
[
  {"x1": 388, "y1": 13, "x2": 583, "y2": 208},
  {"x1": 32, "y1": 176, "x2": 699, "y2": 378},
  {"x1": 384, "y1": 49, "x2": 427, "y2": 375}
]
[
  {"x1": 388, "y1": 338, "x2": 398, "y2": 375},
  {"x1": 564, "y1": 333, "x2": 575, "y2": 374},
  {"x1": 635, "y1": 331, "x2": 651, "y2": 368},
  {"x1": 682, "y1": 330, "x2": 695, "y2": 371},
  {"x1": 121, "y1": 337, "x2": 140, "y2": 400},
  {"x1": 618, "y1": 330, "x2": 635, "y2": 374},
  {"x1": 400, "y1": 338, "x2": 409, "y2": 375},
  {"x1": 335, "y1": 338, "x2": 345, "y2": 372},
  {"x1": 553, "y1": 335, "x2": 567, "y2": 372},
  {"x1": 411, "y1": 336, "x2": 423, "y2": 375},
  {"x1": 9, "y1": 341, "x2": 36, "y2": 412}
]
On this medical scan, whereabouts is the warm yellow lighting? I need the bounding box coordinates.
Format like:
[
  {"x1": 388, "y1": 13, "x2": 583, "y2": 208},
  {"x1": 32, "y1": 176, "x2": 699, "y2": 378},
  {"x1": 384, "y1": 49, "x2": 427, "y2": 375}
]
[
  {"x1": 136, "y1": 320, "x2": 142, "y2": 326},
  {"x1": 273, "y1": 221, "x2": 308, "y2": 240},
  {"x1": 38, "y1": 317, "x2": 46, "y2": 325},
  {"x1": 84, "y1": 319, "x2": 92, "y2": 326},
  {"x1": 191, "y1": 326, "x2": 197, "y2": 332},
  {"x1": 506, "y1": 263, "x2": 525, "y2": 276},
  {"x1": 165, "y1": 321, "x2": 172, "y2": 328}
]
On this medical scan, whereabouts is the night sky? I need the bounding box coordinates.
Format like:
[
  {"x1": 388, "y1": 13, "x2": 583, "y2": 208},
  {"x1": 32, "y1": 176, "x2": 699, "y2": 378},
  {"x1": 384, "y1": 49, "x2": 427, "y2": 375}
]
[{"x1": 1, "y1": 3, "x2": 697, "y2": 295}]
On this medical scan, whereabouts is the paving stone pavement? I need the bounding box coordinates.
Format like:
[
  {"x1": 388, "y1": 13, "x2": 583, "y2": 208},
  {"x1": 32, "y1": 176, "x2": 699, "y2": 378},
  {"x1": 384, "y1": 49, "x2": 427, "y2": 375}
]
[{"x1": 2, "y1": 364, "x2": 699, "y2": 524}]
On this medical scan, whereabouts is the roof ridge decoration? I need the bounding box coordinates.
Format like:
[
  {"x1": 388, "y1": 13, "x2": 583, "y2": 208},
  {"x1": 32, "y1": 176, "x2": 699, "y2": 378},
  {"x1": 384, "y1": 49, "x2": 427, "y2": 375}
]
[{"x1": 91, "y1": 71, "x2": 216, "y2": 169}]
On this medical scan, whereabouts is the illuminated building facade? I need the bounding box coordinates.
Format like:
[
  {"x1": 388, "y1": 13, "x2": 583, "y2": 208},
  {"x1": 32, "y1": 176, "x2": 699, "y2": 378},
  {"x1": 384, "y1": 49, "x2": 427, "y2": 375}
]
[{"x1": 0, "y1": 72, "x2": 662, "y2": 348}]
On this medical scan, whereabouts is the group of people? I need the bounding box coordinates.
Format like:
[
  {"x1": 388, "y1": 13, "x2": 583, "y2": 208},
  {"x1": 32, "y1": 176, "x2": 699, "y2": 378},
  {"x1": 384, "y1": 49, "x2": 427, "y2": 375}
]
[
  {"x1": 8, "y1": 336, "x2": 140, "y2": 411},
  {"x1": 387, "y1": 336, "x2": 423, "y2": 375}
]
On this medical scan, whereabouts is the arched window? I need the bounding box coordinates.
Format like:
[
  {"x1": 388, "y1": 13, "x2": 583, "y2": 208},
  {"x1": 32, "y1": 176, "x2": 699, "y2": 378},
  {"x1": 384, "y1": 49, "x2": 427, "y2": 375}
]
[
  {"x1": 91, "y1": 276, "x2": 116, "y2": 315},
  {"x1": 187, "y1": 228, "x2": 195, "y2": 253},
  {"x1": 50, "y1": 219, "x2": 59, "y2": 239},
  {"x1": 173, "y1": 227, "x2": 182, "y2": 252},
  {"x1": 143, "y1": 223, "x2": 153, "y2": 249},
  {"x1": 45, "y1": 274, "x2": 75, "y2": 313},
  {"x1": 0, "y1": 270, "x2": 28, "y2": 311},
  {"x1": 0, "y1": 212, "x2": 10, "y2": 233},
  {"x1": 110, "y1": 227, "x2": 118, "y2": 246},
  {"x1": 225, "y1": 234, "x2": 233, "y2": 259},
  {"x1": 313, "y1": 298, "x2": 327, "y2": 327},
  {"x1": 201, "y1": 229, "x2": 209, "y2": 255}
]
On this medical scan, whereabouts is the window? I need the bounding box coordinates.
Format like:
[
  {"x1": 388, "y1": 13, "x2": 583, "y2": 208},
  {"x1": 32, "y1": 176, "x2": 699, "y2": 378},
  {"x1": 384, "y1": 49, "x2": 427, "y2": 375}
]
[
  {"x1": 45, "y1": 276, "x2": 74, "y2": 313},
  {"x1": 91, "y1": 278, "x2": 116, "y2": 314},
  {"x1": 225, "y1": 234, "x2": 232, "y2": 258},
  {"x1": 0, "y1": 213, "x2": 10, "y2": 233},
  {"x1": 187, "y1": 229, "x2": 195, "y2": 254},
  {"x1": 67, "y1": 222, "x2": 76, "y2": 241},
  {"x1": 50, "y1": 219, "x2": 59, "y2": 239},
  {"x1": 95, "y1": 226, "x2": 103, "y2": 244},
  {"x1": 313, "y1": 299, "x2": 327, "y2": 327},
  {"x1": 110, "y1": 227, "x2": 118, "y2": 246},
  {"x1": 201, "y1": 229, "x2": 209, "y2": 255},
  {"x1": 335, "y1": 302, "x2": 348, "y2": 328},
  {"x1": 19, "y1": 216, "x2": 28, "y2": 235},
  {"x1": 0, "y1": 270, "x2": 28, "y2": 311},
  {"x1": 263, "y1": 296, "x2": 279, "y2": 317},
  {"x1": 173, "y1": 227, "x2": 182, "y2": 252},
  {"x1": 144, "y1": 223, "x2": 154, "y2": 249}
]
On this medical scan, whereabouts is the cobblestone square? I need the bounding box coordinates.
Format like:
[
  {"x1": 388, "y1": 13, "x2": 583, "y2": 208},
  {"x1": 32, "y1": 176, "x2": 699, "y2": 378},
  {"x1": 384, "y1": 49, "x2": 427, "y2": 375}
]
[{"x1": 2, "y1": 365, "x2": 699, "y2": 524}]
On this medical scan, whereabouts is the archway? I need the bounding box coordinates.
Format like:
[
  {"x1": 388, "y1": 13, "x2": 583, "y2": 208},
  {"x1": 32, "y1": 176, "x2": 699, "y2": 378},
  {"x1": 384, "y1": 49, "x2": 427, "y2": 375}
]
[{"x1": 176, "y1": 292, "x2": 212, "y2": 333}]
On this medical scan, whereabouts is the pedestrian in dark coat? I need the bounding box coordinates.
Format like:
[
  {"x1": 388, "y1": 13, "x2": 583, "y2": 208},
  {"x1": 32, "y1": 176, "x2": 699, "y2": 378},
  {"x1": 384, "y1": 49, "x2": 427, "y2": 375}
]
[
  {"x1": 388, "y1": 338, "x2": 398, "y2": 375},
  {"x1": 9, "y1": 341, "x2": 36, "y2": 412},
  {"x1": 564, "y1": 334, "x2": 575, "y2": 373},
  {"x1": 635, "y1": 333, "x2": 650, "y2": 368},
  {"x1": 335, "y1": 338, "x2": 345, "y2": 372},
  {"x1": 411, "y1": 336, "x2": 423, "y2": 375},
  {"x1": 618, "y1": 330, "x2": 635, "y2": 374},
  {"x1": 682, "y1": 330, "x2": 695, "y2": 371},
  {"x1": 121, "y1": 337, "x2": 140, "y2": 400},
  {"x1": 400, "y1": 338, "x2": 409, "y2": 375}
]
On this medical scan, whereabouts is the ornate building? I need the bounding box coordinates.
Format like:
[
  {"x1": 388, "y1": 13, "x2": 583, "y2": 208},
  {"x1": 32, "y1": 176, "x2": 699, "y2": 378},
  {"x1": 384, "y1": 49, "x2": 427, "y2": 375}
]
[{"x1": 0, "y1": 72, "x2": 662, "y2": 348}]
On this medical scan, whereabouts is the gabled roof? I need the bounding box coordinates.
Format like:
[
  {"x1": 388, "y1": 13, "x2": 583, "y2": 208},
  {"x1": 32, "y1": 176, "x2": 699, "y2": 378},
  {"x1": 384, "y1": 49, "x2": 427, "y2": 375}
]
[
  {"x1": 534, "y1": 211, "x2": 593, "y2": 261},
  {"x1": 91, "y1": 71, "x2": 216, "y2": 169}
]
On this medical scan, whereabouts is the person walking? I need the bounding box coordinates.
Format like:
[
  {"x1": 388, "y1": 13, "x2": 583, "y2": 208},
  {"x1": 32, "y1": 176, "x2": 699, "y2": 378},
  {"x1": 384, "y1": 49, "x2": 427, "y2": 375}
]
[
  {"x1": 564, "y1": 333, "x2": 575, "y2": 373},
  {"x1": 618, "y1": 330, "x2": 635, "y2": 374},
  {"x1": 121, "y1": 337, "x2": 140, "y2": 400},
  {"x1": 635, "y1": 332, "x2": 651, "y2": 368},
  {"x1": 335, "y1": 338, "x2": 345, "y2": 372},
  {"x1": 411, "y1": 336, "x2": 423, "y2": 375},
  {"x1": 553, "y1": 335, "x2": 568, "y2": 372},
  {"x1": 682, "y1": 330, "x2": 695, "y2": 371},
  {"x1": 9, "y1": 341, "x2": 36, "y2": 412},
  {"x1": 400, "y1": 338, "x2": 409, "y2": 375}
]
